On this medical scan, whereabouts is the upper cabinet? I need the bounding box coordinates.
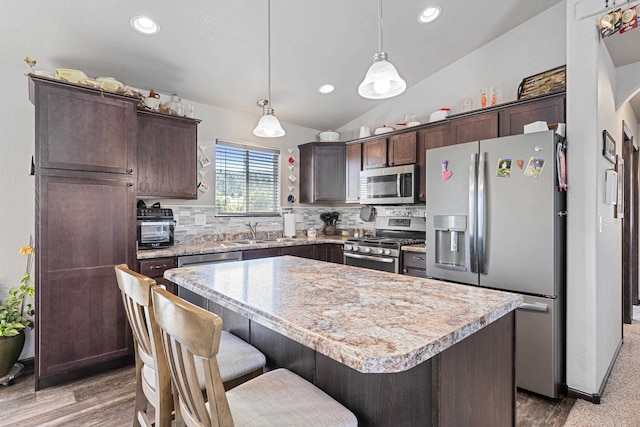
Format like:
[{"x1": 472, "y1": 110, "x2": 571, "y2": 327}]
[
  {"x1": 499, "y1": 94, "x2": 565, "y2": 136},
  {"x1": 136, "y1": 111, "x2": 200, "y2": 199},
  {"x1": 299, "y1": 142, "x2": 346, "y2": 203},
  {"x1": 417, "y1": 123, "x2": 450, "y2": 202},
  {"x1": 448, "y1": 112, "x2": 499, "y2": 145},
  {"x1": 362, "y1": 132, "x2": 417, "y2": 169},
  {"x1": 388, "y1": 132, "x2": 417, "y2": 166},
  {"x1": 362, "y1": 137, "x2": 388, "y2": 169},
  {"x1": 30, "y1": 77, "x2": 137, "y2": 174},
  {"x1": 345, "y1": 142, "x2": 362, "y2": 203}
]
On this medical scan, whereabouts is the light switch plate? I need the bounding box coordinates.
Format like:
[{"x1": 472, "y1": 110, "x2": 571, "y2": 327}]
[{"x1": 195, "y1": 213, "x2": 206, "y2": 226}]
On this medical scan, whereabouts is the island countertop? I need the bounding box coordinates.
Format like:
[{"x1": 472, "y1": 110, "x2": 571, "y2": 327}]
[{"x1": 165, "y1": 256, "x2": 522, "y2": 374}]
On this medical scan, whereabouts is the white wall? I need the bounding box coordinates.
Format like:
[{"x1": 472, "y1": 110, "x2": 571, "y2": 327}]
[
  {"x1": 0, "y1": 59, "x2": 36, "y2": 359},
  {"x1": 338, "y1": 2, "x2": 567, "y2": 139}
]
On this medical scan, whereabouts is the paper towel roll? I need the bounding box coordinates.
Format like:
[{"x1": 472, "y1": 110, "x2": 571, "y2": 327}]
[{"x1": 283, "y1": 213, "x2": 296, "y2": 237}]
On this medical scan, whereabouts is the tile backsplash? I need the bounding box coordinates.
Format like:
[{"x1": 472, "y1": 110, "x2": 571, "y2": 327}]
[{"x1": 161, "y1": 204, "x2": 426, "y2": 244}]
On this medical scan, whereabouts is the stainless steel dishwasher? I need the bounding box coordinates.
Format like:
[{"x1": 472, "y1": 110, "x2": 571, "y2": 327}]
[{"x1": 176, "y1": 251, "x2": 243, "y2": 307}]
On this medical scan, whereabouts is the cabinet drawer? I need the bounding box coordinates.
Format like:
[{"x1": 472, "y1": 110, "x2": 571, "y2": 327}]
[
  {"x1": 139, "y1": 257, "x2": 177, "y2": 278},
  {"x1": 403, "y1": 252, "x2": 426, "y2": 270}
]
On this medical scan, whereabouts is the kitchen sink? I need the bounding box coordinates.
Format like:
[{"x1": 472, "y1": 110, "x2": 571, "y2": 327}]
[
  {"x1": 232, "y1": 239, "x2": 268, "y2": 245},
  {"x1": 270, "y1": 238, "x2": 296, "y2": 242}
]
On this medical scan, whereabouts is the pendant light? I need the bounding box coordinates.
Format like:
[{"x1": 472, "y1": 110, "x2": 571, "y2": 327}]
[
  {"x1": 253, "y1": 0, "x2": 285, "y2": 138},
  {"x1": 358, "y1": 0, "x2": 406, "y2": 99}
]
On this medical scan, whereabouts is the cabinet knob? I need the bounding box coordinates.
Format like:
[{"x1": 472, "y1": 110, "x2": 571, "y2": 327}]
[
  {"x1": 126, "y1": 182, "x2": 134, "y2": 187},
  {"x1": 126, "y1": 168, "x2": 133, "y2": 174}
]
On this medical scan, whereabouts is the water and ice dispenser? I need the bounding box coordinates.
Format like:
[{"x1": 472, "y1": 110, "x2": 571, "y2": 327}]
[{"x1": 434, "y1": 215, "x2": 467, "y2": 270}]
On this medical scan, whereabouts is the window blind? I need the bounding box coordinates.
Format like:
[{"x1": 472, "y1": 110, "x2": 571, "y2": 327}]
[{"x1": 215, "y1": 140, "x2": 280, "y2": 216}]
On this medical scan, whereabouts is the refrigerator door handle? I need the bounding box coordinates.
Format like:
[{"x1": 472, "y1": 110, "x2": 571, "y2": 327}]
[
  {"x1": 478, "y1": 151, "x2": 487, "y2": 274},
  {"x1": 519, "y1": 302, "x2": 549, "y2": 313},
  {"x1": 469, "y1": 152, "x2": 478, "y2": 273}
]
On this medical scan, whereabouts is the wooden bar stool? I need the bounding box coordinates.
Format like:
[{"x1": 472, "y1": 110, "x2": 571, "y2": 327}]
[
  {"x1": 152, "y1": 286, "x2": 358, "y2": 426},
  {"x1": 114, "y1": 264, "x2": 266, "y2": 427}
]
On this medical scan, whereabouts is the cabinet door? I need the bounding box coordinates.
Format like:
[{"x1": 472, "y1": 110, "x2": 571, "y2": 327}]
[
  {"x1": 299, "y1": 143, "x2": 345, "y2": 203},
  {"x1": 282, "y1": 245, "x2": 315, "y2": 259},
  {"x1": 499, "y1": 94, "x2": 565, "y2": 136},
  {"x1": 243, "y1": 248, "x2": 281, "y2": 260},
  {"x1": 417, "y1": 124, "x2": 450, "y2": 202},
  {"x1": 36, "y1": 170, "x2": 136, "y2": 389},
  {"x1": 388, "y1": 132, "x2": 417, "y2": 166},
  {"x1": 403, "y1": 252, "x2": 427, "y2": 277},
  {"x1": 313, "y1": 244, "x2": 330, "y2": 262},
  {"x1": 330, "y1": 244, "x2": 345, "y2": 264},
  {"x1": 345, "y1": 143, "x2": 362, "y2": 203},
  {"x1": 449, "y1": 112, "x2": 499, "y2": 145},
  {"x1": 139, "y1": 257, "x2": 178, "y2": 294},
  {"x1": 34, "y1": 80, "x2": 136, "y2": 174},
  {"x1": 137, "y1": 113, "x2": 198, "y2": 199},
  {"x1": 362, "y1": 137, "x2": 388, "y2": 169}
]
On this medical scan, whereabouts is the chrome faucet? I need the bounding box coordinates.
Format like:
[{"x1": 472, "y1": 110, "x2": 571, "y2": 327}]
[{"x1": 246, "y1": 222, "x2": 258, "y2": 239}]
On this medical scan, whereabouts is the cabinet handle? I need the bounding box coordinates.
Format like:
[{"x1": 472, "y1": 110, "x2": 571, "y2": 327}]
[
  {"x1": 126, "y1": 168, "x2": 133, "y2": 174},
  {"x1": 412, "y1": 256, "x2": 425, "y2": 261},
  {"x1": 150, "y1": 264, "x2": 167, "y2": 270}
]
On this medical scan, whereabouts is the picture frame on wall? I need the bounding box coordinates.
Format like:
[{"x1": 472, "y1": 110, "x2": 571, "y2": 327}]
[{"x1": 603, "y1": 130, "x2": 616, "y2": 164}]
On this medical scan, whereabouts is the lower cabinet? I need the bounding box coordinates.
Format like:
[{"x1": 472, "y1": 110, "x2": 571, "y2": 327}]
[
  {"x1": 138, "y1": 257, "x2": 178, "y2": 294},
  {"x1": 282, "y1": 245, "x2": 315, "y2": 259},
  {"x1": 243, "y1": 247, "x2": 281, "y2": 260},
  {"x1": 403, "y1": 252, "x2": 427, "y2": 278}
]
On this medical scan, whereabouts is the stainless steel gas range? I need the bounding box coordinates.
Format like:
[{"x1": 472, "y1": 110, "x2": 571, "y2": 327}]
[{"x1": 344, "y1": 216, "x2": 426, "y2": 274}]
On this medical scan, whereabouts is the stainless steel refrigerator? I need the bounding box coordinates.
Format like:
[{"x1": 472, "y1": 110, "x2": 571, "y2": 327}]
[{"x1": 425, "y1": 130, "x2": 565, "y2": 398}]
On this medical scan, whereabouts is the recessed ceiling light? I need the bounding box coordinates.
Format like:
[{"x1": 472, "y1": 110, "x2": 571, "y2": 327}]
[
  {"x1": 318, "y1": 84, "x2": 335, "y2": 94},
  {"x1": 418, "y1": 6, "x2": 441, "y2": 24},
  {"x1": 130, "y1": 16, "x2": 160, "y2": 35}
]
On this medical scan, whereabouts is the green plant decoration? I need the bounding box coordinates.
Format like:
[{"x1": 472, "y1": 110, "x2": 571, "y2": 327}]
[{"x1": 0, "y1": 238, "x2": 35, "y2": 337}]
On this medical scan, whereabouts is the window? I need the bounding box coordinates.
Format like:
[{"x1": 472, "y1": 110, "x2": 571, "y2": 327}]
[{"x1": 215, "y1": 139, "x2": 280, "y2": 216}]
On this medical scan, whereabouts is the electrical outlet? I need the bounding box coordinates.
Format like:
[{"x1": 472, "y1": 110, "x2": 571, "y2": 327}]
[{"x1": 195, "y1": 213, "x2": 206, "y2": 226}]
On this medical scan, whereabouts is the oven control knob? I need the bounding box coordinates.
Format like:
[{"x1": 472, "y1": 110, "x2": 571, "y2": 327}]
[
  {"x1": 362, "y1": 247, "x2": 371, "y2": 253},
  {"x1": 383, "y1": 249, "x2": 392, "y2": 255},
  {"x1": 376, "y1": 248, "x2": 384, "y2": 255},
  {"x1": 352, "y1": 246, "x2": 359, "y2": 252},
  {"x1": 345, "y1": 244, "x2": 352, "y2": 251}
]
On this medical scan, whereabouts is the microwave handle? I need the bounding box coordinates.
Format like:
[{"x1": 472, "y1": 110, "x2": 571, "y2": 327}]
[{"x1": 397, "y1": 174, "x2": 402, "y2": 197}]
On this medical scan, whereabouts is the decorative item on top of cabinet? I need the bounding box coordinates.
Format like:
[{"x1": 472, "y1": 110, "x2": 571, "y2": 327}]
[
  {"x1": 137, "y1": 110, "x2": 201, "y2": 199},
  {"x1": 345, "y1": 142, "x2": 362, "y2": 202},
  {"x1": 298, "y1": 142, "x2": 345, "y2": 203}
]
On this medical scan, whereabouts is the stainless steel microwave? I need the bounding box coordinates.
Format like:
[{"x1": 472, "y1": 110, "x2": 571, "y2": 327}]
[{"x1": 359, "y1": 164, "x2": 417, "y2": 205}]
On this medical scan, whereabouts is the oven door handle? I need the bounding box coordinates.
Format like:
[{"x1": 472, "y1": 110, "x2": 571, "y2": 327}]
[{"x1": 344, "y1": 253, "x2": 395, "y2": 263}]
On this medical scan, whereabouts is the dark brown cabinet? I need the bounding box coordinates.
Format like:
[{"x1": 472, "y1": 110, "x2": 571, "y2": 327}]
[
  {"x1": 345, "y1": 143, "x2": 362, "y2": 203},
  {"x1": 31, "y1": 78, "x2": 137, "y2": 390},
  {"x1": 243, "y1": 248, "x2": 281, "y2": 260},
  {"x1": 31, "y1": 77, "x2": 136, "y2": 174},
  {"x1": 499, "y1": 93, "x2": 565, "y2": 136},
  {"x1": 299, "y1": 142, "x2": 345, "y2": 203},
  {"x1": 137, "y1": 112, "x2": 200, "y2": 199},
  {"x1": 282, "y1": 245, "x2": 315, "y2": 259},
  {"x1": 313, "y1": 244, "x2": 344, "y2": 264},
  {"x1": 417, "y1": 123, "x2": 450, "y2": 202},
  {"x1": 403, "y1": 252, "x2": 427, "y2": 278},
  {"x1": 388, "y1": 132, "x2": 417, "y2": 166},
  {"x1": 448, "y1": 112, "x2": 499, "y2": 145},
  {"x1": 362, "y1": 137, "x2": 388, "y2": 169},
  {"x1": 138, "y1": 257, "x2": 178, "y2": 295}
]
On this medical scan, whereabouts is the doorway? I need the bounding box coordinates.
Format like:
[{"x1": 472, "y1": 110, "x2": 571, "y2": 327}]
[{"x1": 622, "y1": 120, "x2": 638, "y2": 324}]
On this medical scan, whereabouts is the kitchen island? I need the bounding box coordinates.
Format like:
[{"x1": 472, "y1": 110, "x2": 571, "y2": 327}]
[{"x1": 165, "y1": 256, "x2": 522, "y2": 426}]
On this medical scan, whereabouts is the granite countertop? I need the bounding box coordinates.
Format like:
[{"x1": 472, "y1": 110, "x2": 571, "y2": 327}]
[
  {"x1": 138, "y1": 235, "x2": 349, "y2": 259},
  {"x1": 165, "y1": 256, "x2": 521, "y2": 374}
]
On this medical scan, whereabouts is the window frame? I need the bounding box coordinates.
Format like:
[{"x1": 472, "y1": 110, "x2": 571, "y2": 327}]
[{"x1": 214, "y1": 139, "x2": 281, "y2": 217}]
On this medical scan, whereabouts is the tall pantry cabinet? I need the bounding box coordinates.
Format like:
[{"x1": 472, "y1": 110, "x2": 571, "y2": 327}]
[{"x1": 29, "y1": 76, "x2": 137, "y2": 389}]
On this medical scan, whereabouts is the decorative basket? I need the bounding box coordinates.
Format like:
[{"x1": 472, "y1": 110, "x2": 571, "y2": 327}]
[{"x1": 517, "y1": 65, "x2": 566, "y2": 100}]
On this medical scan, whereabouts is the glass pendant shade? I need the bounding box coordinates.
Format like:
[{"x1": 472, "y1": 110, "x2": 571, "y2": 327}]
[
  {"x1": 358, "y1": 52, "x2": 406, "y2": 99},
  {"x1": 253, "y1": 106, "x2": 285, "y2": 138}
]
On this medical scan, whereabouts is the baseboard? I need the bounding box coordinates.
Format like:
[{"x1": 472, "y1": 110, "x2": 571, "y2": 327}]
[{"x1": 565, "y1": 337, "x2": 623, "y2": 404}]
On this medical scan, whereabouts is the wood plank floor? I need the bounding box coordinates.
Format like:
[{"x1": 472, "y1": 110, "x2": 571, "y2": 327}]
[{"x1": 0, "y1": 365, "x2": 574, "y2": 426}]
